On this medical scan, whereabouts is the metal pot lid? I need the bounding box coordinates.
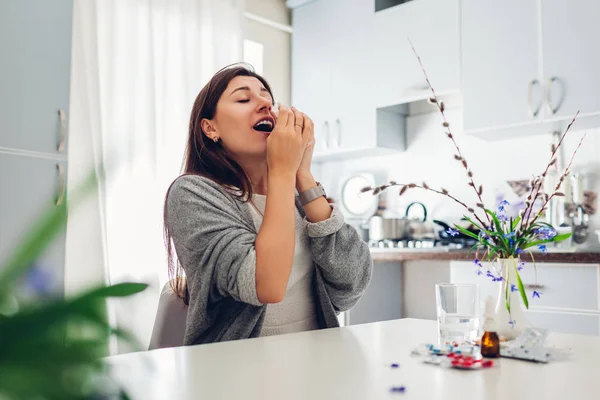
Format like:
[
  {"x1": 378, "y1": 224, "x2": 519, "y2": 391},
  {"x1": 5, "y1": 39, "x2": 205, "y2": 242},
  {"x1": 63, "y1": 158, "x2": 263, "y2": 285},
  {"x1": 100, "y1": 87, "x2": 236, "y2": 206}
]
[{"x1": 340, "y1": 173, "x2": 378, "y2": 219}]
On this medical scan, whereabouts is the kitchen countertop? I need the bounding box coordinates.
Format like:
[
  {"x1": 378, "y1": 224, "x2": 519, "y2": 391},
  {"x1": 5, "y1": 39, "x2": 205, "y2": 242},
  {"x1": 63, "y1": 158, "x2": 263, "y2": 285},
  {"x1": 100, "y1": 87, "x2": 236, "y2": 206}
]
[
  {"x1": 106, "y1": 319, "x2": 600, "y2": 400},
  {"x1": 370, "y1": 248, "x2": 600, "y2": 263}
]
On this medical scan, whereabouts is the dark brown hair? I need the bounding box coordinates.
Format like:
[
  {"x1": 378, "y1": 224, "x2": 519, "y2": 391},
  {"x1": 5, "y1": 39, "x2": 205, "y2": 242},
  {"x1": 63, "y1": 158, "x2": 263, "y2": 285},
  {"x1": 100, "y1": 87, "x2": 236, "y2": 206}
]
[{"x1": 163, "y1": 63, "x2": 274, "y2": 304}]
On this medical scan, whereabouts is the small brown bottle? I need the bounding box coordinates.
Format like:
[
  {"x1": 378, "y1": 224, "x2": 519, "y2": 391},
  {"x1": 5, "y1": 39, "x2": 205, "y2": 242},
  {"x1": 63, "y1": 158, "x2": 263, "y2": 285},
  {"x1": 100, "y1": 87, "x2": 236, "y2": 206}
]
[{"x1": 481, "y1": 296, "x2": 500, "y2": 358}]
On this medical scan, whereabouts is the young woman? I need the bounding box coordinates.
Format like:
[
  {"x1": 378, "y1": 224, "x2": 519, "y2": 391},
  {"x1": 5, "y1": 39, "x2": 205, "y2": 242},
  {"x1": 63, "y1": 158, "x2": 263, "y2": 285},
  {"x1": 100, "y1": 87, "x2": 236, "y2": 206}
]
[{"x1": 164, "y1": 64, "x2": 372, "y2": 345}]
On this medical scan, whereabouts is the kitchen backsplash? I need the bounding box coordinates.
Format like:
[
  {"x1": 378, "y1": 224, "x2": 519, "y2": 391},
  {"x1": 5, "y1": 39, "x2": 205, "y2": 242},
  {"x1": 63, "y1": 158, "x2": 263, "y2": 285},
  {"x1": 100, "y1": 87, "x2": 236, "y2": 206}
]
[{"x1": 317, "y1": 107, "x2": 600, "y2": 250}]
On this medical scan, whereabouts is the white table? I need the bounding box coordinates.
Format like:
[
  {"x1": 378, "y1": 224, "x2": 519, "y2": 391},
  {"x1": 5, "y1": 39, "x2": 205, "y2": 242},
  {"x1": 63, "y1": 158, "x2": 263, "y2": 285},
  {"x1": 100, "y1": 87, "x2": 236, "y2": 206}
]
[{"x1": 107, "y1": 319, "x2": 600, "y2": 399}]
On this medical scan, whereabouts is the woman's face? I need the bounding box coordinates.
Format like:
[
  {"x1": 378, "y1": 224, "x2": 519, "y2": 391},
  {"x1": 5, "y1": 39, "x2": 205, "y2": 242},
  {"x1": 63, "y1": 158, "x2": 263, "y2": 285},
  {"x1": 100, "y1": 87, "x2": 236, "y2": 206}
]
[{"x1": 203, "y1": 75, "x2": 276, "y2": 159}]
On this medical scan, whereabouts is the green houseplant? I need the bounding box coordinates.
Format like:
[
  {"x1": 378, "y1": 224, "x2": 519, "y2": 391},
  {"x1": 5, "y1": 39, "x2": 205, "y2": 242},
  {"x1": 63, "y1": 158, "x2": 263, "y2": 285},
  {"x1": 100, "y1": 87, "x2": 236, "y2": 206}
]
[{"x1": 0, "y1": 170, "x2": 147, "y2": 399}]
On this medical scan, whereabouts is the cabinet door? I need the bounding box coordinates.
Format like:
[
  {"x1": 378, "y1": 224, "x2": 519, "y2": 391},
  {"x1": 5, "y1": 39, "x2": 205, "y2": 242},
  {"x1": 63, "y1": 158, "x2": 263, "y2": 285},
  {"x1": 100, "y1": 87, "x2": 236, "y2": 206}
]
[
  {"x1": 0, "y1": 0, "x2": 73, "y2": 154},
  {"x1": 291, "y1": 0, "x2": 334, "y2": 155},
  {"x1": 461, "y1": 0, "x2": 541, "y2": 133},
  {"x1": 328, "y1": 0, "x2": 377, "y2": 151},
  {"x1": 0, "y1": 154, "x2": 67, "y2": 297},
  {"x1": 542, "y1": 0, "x2": 600, "y2": 119},
  {"x1": 373, "y1": 0, "x2": 460, "y2": 107}
]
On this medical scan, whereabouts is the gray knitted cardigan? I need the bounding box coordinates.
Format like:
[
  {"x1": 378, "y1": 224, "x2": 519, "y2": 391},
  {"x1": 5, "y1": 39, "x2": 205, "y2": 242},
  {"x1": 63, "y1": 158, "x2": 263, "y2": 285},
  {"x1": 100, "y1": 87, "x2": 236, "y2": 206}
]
[{"x1": 165, "y1": 175, "x2": 373, "y2": 345}]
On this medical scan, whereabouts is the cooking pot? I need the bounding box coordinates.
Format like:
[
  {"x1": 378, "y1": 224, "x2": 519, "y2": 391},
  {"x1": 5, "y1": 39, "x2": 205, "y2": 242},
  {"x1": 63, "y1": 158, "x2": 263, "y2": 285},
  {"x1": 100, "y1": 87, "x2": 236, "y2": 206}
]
[{"x1": 366, "y1": 202, "x2": 434, "y2": 241}]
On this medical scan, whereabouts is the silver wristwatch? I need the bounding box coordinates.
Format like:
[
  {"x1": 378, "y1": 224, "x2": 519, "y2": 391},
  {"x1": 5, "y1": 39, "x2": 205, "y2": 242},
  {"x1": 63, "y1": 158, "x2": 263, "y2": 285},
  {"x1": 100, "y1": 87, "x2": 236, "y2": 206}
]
[{"x1": 298, "y1": 182, "x2": 327, "y2": 206}]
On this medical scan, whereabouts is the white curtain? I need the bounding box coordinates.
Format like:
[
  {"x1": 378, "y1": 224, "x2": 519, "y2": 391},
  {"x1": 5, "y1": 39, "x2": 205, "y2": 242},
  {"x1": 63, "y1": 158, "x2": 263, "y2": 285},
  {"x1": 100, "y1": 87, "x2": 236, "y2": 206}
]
[{"x1": 66, "y1": 0, "x2": 244, "y2": 354}]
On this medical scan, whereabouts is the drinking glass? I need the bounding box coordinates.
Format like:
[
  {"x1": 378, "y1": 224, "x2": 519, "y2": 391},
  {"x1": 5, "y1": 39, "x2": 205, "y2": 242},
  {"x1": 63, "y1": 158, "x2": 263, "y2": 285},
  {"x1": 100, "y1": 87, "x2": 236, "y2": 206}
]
[{"x1": 435, "y1": 283, "x2": 480, "y2": 344}]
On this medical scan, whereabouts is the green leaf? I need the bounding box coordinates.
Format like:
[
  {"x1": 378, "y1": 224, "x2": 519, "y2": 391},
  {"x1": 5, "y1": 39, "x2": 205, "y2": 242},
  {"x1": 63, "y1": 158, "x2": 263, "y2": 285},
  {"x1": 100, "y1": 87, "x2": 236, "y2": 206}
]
[
  {"x1": 453, "y1": 224, "x2": 480, "y2": 241},
  {"x1": 484, "y1": 209, "x2": 511, "y2": 254},
  {"x1": 513, "y1": 261, "x2": 529, "y2": 309},
  {"x1": 505, "y1": 266, "x2": 511, "y2": 313},
  {"x1": 521, "y1": 232, "x2": 572, "y2": 249},
  {"x1": 78, "y1": 282, "x2": 148, "y2": 300},
  {"x1": 511, "y1": 215, "x2": 522, "y2": 230}
]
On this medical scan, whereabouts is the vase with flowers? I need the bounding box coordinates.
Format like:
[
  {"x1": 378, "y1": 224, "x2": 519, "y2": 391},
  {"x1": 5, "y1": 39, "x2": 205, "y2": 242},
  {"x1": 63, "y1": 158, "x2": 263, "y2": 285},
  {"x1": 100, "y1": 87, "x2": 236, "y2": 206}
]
[{"x1": 363, "y1": 43, "x2": 585, "y2": 339}]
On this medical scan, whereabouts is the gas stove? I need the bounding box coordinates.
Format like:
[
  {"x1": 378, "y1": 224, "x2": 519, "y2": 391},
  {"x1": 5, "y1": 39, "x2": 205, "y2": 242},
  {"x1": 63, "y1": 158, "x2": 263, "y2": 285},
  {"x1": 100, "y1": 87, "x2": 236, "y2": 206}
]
[{"x1": 368, "y1": 237, "x2": 478, "y2": 251}]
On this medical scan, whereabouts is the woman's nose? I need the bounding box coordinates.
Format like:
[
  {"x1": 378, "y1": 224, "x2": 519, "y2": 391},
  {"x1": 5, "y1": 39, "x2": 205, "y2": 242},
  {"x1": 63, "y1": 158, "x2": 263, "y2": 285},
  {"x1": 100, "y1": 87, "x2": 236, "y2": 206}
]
[{"x1": 256, "y1": 97, "x2": 272, "y2": 112}]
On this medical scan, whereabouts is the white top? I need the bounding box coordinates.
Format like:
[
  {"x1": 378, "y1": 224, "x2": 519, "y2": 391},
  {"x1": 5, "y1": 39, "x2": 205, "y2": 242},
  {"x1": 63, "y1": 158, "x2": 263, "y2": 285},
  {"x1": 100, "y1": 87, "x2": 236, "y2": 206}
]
[
  {"x1": 247, "y1": 194, "x2": 319, "y2": 337},
  {"x1": 107, "y1": 319, "x2": 600, "y2": 400}
]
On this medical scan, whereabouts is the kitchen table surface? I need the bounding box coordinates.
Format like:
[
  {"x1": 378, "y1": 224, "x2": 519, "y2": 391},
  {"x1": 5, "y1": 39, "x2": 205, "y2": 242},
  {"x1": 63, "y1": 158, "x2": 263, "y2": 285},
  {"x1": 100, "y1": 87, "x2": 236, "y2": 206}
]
[{"x1": 106, "y1": 319, "x2": 600, "y2": 399}]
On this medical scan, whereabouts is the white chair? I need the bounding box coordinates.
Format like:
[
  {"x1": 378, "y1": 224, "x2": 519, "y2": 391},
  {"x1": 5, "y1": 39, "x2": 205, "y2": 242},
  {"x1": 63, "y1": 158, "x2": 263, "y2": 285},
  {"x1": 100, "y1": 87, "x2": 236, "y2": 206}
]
[{"x1": 148, "y1": 281, "x2": 189, "y2": 350}]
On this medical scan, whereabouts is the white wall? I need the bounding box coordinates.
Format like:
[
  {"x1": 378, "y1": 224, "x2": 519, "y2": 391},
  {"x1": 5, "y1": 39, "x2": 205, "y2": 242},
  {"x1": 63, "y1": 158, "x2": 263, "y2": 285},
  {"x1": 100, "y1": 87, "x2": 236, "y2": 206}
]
[
  {"x1": 318, "y1": 106, "x2": 600, "y2": 250},
  {"x1": 244, "y1": 0, "x2": 291, "y2": 105}
]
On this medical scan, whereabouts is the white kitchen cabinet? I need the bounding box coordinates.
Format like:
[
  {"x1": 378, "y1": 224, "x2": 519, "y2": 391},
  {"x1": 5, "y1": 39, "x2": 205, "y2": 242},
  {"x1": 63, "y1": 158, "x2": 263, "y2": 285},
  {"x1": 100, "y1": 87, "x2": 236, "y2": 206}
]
[
  {"x1": 450, "y1": 261, "x2": 600, "y2": 336},
  {"x1": 541, "y1": 0, "x2": 600, "y2": 120},
  {"x1": 291, "y1": 0, "x2": 403, "y2": 161},
  {"x1": 0, "y1": 0, "x2": 73, "y2": 299},
  {"x1": 0, "y1": 154, "x2": 68, "y2": 297},
  {"x1": 291, "y1": 0, "x2": 334, "y2": 156},
  {"x1": 373, "y1": 0, "x2": 460, "y2": 108},
  {"x1": 0, "y1": 0, "x2": 72, "y2": 155},
  {"x1": 462, "y1": 0, "x2": 600, "y2": 138},
  {"x1": 461, "y1": 0, "x2": 541, "y2": 134}
]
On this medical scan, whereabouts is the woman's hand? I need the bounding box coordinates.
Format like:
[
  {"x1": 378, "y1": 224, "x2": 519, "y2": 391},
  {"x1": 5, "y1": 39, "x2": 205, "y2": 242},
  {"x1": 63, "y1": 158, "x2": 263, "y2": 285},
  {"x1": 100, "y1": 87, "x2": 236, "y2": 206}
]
[
  {"x1": 266, "y1": 105, "x2": 310, "y2": 178},
  {"x1": 292, "y1": 107, "x2": 315, "y2": 179}
]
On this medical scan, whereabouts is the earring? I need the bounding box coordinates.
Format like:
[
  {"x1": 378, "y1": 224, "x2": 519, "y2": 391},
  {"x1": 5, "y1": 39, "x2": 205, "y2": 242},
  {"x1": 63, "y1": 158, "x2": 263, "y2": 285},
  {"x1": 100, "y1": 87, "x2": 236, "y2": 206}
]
[{"x1": 212, "y1": 137, "x2": 219, "y2": 143}]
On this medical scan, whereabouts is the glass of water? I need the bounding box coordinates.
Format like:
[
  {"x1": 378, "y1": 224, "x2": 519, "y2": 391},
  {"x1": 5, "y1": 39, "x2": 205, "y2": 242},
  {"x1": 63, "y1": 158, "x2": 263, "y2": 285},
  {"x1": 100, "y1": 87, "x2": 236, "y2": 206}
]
[{"x1": 435, "y1": 283, "x2": 480, "y2": 344}]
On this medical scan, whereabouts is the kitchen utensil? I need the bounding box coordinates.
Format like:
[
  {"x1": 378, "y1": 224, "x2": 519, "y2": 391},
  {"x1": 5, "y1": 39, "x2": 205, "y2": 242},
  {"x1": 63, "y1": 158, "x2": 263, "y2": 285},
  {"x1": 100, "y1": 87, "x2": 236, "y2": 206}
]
[
  {"x1": 571, "y1": 205, "x2": 589, "y2": 245},
  {"x1": 365, "y1": 202, "x2": 432, "y2": 241},
  {"x1": 366, "y1": 216, "x2": 406, "y2": 241},
  {"x1": 404, "y1": 201, "x2": 435, "y2": 239}
]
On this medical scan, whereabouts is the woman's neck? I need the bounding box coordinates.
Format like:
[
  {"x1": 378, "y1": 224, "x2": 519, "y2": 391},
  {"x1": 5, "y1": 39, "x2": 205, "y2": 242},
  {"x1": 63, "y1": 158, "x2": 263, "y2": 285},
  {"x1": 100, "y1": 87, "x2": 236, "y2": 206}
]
[{"x1": 239, "y1": 158, "x2": 269, "y2": 195}]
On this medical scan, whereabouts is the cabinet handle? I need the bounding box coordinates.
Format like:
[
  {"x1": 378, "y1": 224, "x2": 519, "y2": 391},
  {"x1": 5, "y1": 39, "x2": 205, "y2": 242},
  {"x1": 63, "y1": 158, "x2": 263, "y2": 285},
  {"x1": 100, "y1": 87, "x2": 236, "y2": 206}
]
[
  {"x1": 335, "y1": 118, "x2": 342, "y2": 149},
  {"x1": 56, "y1": 163, "x2": 65, "y2": 206},
  {"x1": 323, "y1": 120, "x2": 330, "y2": 150},
  {"x1": 57, "y1": 109, "x2": 67, "y2": 153},
  {"x1": 528, "y1": 79, "x2": 542, "y2": 117},
  {"x1": 546, "y1": 77, "x2": 564, "y2": 115}
]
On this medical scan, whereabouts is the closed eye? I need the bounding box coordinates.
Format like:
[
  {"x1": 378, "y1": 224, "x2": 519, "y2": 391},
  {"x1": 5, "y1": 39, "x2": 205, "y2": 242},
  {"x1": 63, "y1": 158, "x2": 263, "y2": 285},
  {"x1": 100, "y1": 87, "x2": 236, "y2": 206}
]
[{"x1": 237, "y1": 99, "x2": 250, "y2": 103}]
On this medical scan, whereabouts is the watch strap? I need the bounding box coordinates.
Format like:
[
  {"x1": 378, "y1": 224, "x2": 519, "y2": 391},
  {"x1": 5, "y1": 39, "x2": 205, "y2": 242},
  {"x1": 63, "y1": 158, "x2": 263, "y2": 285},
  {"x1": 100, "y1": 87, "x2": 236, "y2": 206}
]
[{"x1": 298, "y1": 182, "x2": 326, "y2": 206}]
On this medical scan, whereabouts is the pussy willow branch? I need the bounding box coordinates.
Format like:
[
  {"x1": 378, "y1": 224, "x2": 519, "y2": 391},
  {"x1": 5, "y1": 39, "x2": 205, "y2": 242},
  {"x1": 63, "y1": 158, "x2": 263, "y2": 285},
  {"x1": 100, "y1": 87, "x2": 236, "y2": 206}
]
[
  {"x1": 526, "y1": 132, "x2": 586, "y2": 230},
  {"x1": 372, "y1": 183, "x2": 488, "y2": 228},
  {"x1": 519, "y1": 111, "x2": 580, "y2": 231},
  {"x1": 409, "y1": 39, "x2": 491, "y2": 226}
]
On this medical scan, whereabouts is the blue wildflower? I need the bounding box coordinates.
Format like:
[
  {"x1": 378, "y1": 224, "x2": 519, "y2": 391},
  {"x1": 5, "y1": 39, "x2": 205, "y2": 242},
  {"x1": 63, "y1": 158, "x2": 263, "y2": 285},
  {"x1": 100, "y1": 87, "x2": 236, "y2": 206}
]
[
  {"x1": 486, "y1": 271, "x2": 494, "y2": 278},
  {"x1": 532, "y1": 291, "x2": 543, "y2": 299},
  {"x1": 517, "y1": 261, "x2": 525, "y2": 271},
  {"x1": 510, "y1": 284, "x2": 518, "y2": 292},
  {"x1": 390, "y1": 386, "x2": 406, "y2": 393},
  {"x1": 476, "y1": 270, "x2": 483, "y2": 276},
  {"x1": 509, "y1": 238, "x2": 515, "y2": 248},
  {"x1": 503, "y1": 231, "x2": 516, "y2": 239},
  {"x1": 479, "y1": 231, "x2": 490, "y2": 240},
  {"x1": 515, "y1": 248, "x2": 524, "y2": 255},
  {"x1": 535, "y1": 227, "x2": 557, "y2": 240},
  {"x1": 446, "y1": 228, "x2": 459, "y2": 237},
  {"x1": 23, "y1": 265, "x2": 53, "y2": 296},
  {"x1": 493, "y1": 276, "x2": 503, "y2": 282},
  {"x1": 509, "y1": 320, "x2": 516, "y2": 328},
  {"x1": 538, "y1": 244, "x2": 547, "y2": 253},
  {"x1": 473, "y1": 259, "x2": 483, "y2": 268},
  {"x1": 498, "y1": 214, "x2": 509, "y2": 222},
  {"x1": 498, "y1": 200, "x2": 510, "y2": 213}
]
